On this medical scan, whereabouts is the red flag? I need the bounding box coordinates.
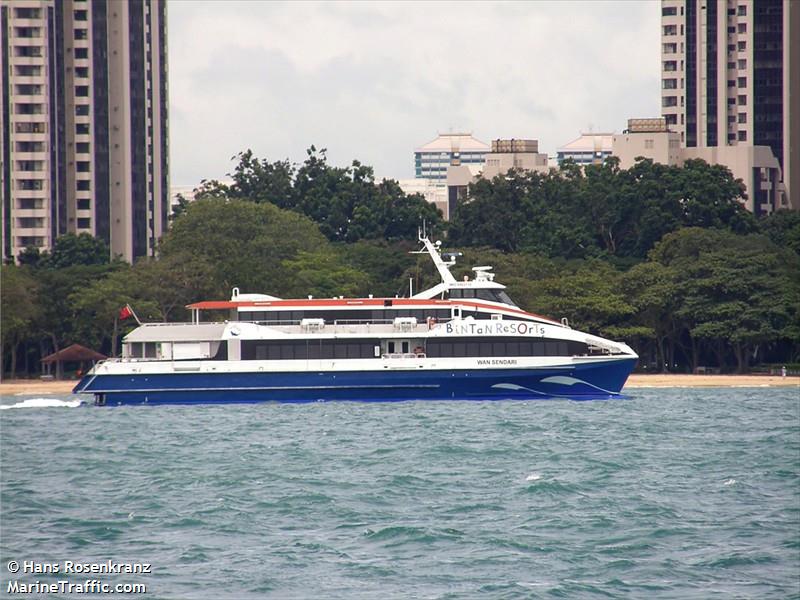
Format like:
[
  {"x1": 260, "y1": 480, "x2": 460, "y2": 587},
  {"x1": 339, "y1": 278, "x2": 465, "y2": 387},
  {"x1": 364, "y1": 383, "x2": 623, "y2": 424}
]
[{"x1": 119, "y1": 305, "x2": 133, "y2": 320}]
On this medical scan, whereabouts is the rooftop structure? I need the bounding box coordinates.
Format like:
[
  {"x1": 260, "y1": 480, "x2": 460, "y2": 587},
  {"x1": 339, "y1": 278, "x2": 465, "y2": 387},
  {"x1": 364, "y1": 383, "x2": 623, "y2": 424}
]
[
  {"x1": 625, "y1": 118, "x2": 670, "y2": 134},
  {"x1": 414, "y1": 132, "x2": 489, "y2": 182},
  {"x1": 482, "y1": 138, "x2": 549, "y2": 179},
  {"x1": 556, "y1": 133, "x2": 614, "y2": 166}
]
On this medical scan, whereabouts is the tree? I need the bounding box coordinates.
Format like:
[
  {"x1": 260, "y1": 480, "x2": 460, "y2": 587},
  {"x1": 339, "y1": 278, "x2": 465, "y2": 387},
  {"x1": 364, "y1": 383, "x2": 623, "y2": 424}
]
[
  {"x1": 158, "y1": 199, "x2": 337, "y2": 298},
  {"x1": 69, "y1": 265, "x2": 160, "y2": 357},
  {"x1": 42, "y1": 232, "x2": 110, "y2": 268},
  {"x1": 17, "y1": 246, "x2": 43, "y2": 267},
  {"x1": 337, "y1": 240, "x2": 418, "y2": 298},
  {"x1": 170, "y1": 193, "x2": 192, "y2": 221},
  {"x1": 193, "y1": 179, "x2": 232, "y2": 202},
  {"x1": 35, "y1": 264, "x2": 117, "y2": 376},
  {"x1": 130, "y1": 253, "x2": 219, "y2": 322},
  {"x1": 280, "y1": 250, "x2": 369, "y2": 299},
  {"x1": 448, "y1": 157, "x2": 759, "y2": 261},
  {"x1": 449, "y1": 173, "x2": 531, "y2": 252},
  {"x1": 224, "y1": 147, "x2": 444, "y2": 244},
  {"x1": 1, "y1": 266, "x2": 41, "y2": 378},
  {"x1": 228, "y1": 149, "x2": 295, "y2": 208},
  {"x1": 668, "y1": 159, "x2": 756, "y2": 233},
  {"x1": 524, "y1": 260, "x2": 636, "y2": 338},
  {"x1": 759, "y1": 209, "x2": 800, "y2": 255},
  {"x1": 621, "y1": 261, "x2": 679, "y2": 371},
  {"x1": 651, "y1": 228, "x2": 799, "y2": 372}
]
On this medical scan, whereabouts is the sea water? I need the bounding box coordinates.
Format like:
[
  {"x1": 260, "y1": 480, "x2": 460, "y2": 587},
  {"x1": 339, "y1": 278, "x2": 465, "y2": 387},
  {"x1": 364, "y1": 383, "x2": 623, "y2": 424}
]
[{"x1": 1, "y1": 389, "x2": 798, "y2": 599}]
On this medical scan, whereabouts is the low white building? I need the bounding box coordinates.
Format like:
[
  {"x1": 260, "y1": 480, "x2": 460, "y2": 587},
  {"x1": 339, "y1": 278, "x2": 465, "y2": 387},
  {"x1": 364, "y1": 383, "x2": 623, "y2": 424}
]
[{"x1": 394, "y1": 179, "x2": 450, "y2": 219}]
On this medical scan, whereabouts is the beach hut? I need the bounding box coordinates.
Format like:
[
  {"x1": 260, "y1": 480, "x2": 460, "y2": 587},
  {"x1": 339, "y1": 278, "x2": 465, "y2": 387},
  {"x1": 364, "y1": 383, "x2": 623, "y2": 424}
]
[{"x1": 40, "y1": 344, "x2": 107, "y2": 380}]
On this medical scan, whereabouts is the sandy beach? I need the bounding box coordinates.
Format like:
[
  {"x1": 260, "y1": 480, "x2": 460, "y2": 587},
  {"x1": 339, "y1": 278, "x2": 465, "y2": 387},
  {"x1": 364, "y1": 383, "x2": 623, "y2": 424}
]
[
  {"x1": 625, "y1": 374, "x2": 799, "y2": 388},
  {"x1": 0, "y1": 374, "x2": 797, "y2": 397}
]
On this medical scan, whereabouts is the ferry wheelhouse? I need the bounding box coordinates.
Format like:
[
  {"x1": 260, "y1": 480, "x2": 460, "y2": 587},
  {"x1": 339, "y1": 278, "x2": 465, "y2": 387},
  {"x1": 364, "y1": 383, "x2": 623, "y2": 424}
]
[{"x1": 74, "y1": 235, "x2": 637, "y2": 405}]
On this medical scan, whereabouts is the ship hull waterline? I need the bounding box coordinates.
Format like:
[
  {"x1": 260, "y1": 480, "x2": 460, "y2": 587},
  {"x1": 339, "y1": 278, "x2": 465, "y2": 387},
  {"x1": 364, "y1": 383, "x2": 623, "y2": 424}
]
[{"x1": 73, "y1": 358, "x2": 637, "y2": 405}]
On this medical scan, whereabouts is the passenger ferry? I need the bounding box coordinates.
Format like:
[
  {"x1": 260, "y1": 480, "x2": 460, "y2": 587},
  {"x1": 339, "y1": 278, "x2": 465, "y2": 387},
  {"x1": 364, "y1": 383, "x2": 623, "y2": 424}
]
[{"x1": 74, "y1": 234, "x2": 638, "y2": 405}]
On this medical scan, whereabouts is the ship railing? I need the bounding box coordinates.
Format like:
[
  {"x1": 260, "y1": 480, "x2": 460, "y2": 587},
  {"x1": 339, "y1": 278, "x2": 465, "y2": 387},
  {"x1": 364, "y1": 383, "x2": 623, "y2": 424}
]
[
  {"x1": 248, "y1": 321, "x2": 444, "y2": 334},
  {"x1": 241, "y1": 318, "x2": 454, "y2": 326},
  {"x1": 382, "y1": 352, "x2": 427, "y2": 359},
  {"x1": 130, "y1": 321, "x2": 226, "y2": 327}
]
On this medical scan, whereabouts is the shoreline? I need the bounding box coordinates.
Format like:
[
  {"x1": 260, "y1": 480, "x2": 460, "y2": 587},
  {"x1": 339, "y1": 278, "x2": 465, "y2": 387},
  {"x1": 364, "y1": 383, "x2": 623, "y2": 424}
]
[
  {"x1": 625, "y1": 374, "x2": 798, "y2": 388},
  {"x1": 0, "y1": 374, "x2": 797, "y2": 396}
]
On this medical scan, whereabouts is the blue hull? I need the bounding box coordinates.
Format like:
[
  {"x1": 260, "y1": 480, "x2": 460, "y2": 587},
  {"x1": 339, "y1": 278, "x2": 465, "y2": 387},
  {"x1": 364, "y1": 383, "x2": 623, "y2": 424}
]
[{"x1": 73, "y1": 359, "x2": 637, "y2": 405}]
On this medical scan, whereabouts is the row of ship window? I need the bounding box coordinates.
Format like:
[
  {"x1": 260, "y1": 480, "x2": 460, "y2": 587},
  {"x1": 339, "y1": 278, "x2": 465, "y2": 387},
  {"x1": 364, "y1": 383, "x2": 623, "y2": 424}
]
[
  {"x1": 238, "y1": 309, "x2": 491, "y2": 323},
  {"x1": 238, "y1": 338, "x2": 588, "y2": 360},
  {"x1": 426, "y1": 339, "x2": 585, "y2": 358}
]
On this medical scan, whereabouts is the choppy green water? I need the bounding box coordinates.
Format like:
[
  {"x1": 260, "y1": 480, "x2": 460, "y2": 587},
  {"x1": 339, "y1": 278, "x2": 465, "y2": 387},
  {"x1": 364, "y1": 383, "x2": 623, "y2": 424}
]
[{"x1": 1, "y1": 389, "x2": 798, "y2": 599}]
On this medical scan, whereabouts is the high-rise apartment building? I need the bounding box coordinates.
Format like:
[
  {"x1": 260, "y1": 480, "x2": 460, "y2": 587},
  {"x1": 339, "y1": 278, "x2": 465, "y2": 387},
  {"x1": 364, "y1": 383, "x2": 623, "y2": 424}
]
[
  {"x1": 1, "y1": 0, "x2": 169, "y2": 263},
  {"x1": 661, "y1": 0, "x2": 798, "y2": 210}
]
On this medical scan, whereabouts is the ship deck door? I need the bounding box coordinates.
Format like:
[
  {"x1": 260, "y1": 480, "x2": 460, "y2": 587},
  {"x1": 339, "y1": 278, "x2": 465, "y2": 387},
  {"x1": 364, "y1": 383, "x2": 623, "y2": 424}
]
[
  {"x1": 385, "y1": 340, "x2": 427, "y2": 357},
  {"x1": 386, "y1": 340, "x2": 411, "y2": 354}
]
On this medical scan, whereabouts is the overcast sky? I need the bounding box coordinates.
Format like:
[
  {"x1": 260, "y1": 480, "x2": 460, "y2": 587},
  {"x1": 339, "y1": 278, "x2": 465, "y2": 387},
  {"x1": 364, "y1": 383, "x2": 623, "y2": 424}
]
[{"x1": 168, "y1": 1, "x2": 660, "y2": 186}]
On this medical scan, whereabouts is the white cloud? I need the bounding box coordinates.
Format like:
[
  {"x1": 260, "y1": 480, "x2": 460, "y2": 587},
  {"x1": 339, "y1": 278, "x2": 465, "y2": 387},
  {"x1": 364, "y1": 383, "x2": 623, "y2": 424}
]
[{"x1": 168, "y1": 0, "x2": 660, "y2": 185}]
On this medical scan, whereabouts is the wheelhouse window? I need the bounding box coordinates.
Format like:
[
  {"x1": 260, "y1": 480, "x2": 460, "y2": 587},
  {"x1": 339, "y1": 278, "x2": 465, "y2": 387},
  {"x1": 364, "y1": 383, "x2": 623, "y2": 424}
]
[{"x1": 448, "y1": 289, "x2": 518, "y2": 306}]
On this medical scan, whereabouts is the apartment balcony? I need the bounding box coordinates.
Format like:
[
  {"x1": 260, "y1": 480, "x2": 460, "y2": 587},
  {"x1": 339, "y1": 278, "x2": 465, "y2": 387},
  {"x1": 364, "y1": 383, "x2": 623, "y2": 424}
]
[
  {"x1": 10, "y1": 18, "x2": 45, "y2": 26},
  {"x1": 13, "y1": 188, "x2": 48, "y2": 198},
  {"x1": 10, "y1": 75, "x2": 46, "y2": 84},
  {"x1": 13, "y1": 226, "x2": 49, "y2": 238},
  {"x1": 12, "y1": 113, "x2": 49, "y2": 123},
  {"x1": 12, "y1": 132, "x2": 48, "y2": 142},
  {"x1": 13, "y1": 94, "x2": 49, "y2": 105},
  {"x1": 11, "y1": 57, "x2": 47, "y2": 68},
  {"x1": 12, "y1": 151, "x2": 48, "y2": 160},
  {"x1": 13, "y1": 208, "x2": 48, "y2": 218}
]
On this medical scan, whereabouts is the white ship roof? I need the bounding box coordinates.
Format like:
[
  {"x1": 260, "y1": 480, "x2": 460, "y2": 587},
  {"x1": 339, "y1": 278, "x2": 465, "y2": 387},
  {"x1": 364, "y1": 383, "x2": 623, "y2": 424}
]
[{"x1": 124, "y1": 323, "x2": 227, "y2": 342}]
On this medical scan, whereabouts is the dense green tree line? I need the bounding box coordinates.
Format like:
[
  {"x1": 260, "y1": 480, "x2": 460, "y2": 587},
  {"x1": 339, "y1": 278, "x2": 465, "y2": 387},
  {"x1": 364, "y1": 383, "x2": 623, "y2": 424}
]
[
  {"x1": 449, "y1": 157, "x2": 757, "y2": 259},
  {"x1": 183, "y1": 146, "x2": 444, "y2": 243},
  {"x1": 2, "y1": 151, "x2": 798, "y2": 377}
]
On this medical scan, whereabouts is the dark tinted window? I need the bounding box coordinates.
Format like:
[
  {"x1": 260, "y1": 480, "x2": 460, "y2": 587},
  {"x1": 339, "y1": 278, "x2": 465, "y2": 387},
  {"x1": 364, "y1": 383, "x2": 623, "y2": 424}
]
[
  {"x1": 241, "y1": 339, "x2": 379, "y2": 360},
  {"x1": 426, "y1": 337, "x2": 588, "y2": 358},
  {"x1": 238, "y1": 307, "x2": 457, "y2": 323}
]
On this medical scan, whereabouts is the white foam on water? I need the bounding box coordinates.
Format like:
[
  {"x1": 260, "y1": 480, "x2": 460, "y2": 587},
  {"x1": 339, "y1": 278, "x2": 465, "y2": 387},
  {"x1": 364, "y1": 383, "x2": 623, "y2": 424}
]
[
  {"x1": 525, "y1": 473, "x2": 542, "y2": 482},
  {"x1": 723, "y1": 478, "x2": 737, "y2": 486},
  {"x1": 0, "y1": 398, "x2": 83, "y2": 410}
]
